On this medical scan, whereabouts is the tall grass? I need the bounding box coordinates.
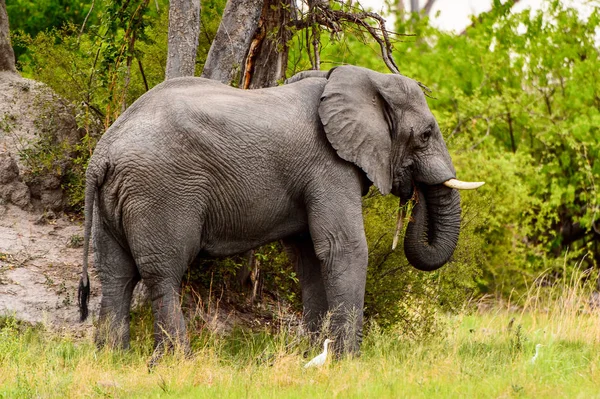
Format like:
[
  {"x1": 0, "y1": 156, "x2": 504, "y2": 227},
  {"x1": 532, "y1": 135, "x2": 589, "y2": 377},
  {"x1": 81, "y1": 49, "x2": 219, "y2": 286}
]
[{"x1": 0, "y1": 267, "x2": 599, "y2": 398}]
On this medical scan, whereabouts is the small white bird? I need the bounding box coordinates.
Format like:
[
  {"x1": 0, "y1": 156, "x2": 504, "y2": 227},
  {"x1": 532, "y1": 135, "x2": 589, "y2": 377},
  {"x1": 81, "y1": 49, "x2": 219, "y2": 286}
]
[
  {"x1": 530, "y1": 344, "x2": 544, "y2": 364},
  {"x1": 304, "y1": 338, "x2": 334, "y2": 368}
]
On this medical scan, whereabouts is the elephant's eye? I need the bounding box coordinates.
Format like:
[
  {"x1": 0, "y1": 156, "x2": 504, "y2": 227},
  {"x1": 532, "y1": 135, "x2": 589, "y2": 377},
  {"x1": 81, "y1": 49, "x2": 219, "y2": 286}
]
[{"x1": 421, "y1": 129, "x2": 432, "y2": 143}]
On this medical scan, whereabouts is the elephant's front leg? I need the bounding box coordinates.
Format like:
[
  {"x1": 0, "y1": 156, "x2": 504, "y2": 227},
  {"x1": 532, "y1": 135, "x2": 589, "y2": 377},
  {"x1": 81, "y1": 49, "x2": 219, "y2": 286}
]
[
  {"x1": 308, "y1": 200, "x2": 368, "y2": 355},
  {"x1": 283, "y1": 235, "x2": 329, "y2": 335}
]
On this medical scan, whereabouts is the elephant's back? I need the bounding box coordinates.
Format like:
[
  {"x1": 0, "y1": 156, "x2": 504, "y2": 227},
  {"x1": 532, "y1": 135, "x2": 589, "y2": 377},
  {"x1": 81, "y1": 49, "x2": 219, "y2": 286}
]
[{"x1": 91, "y1": 75, "x2": 334, "y2": 197}]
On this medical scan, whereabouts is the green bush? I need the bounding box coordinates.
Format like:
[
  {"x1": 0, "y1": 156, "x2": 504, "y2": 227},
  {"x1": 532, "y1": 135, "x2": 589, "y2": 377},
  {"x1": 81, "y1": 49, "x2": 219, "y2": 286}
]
[{"x1": 361, "y1": 189, "x2": 482, "y2": 333}]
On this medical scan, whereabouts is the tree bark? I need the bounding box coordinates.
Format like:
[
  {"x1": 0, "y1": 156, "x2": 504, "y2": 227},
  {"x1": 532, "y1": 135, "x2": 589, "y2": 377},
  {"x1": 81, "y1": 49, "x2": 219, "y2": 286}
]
[
  {"x1": 0, "y1": 0, "x2": 16, "y2": 73},
  {"x1": 410, "y1": 0, "x2": 419, "y2": 13},
  {"x1": 165, "y1": 0, "x2": 201, "y2": 80},
  {"x1": 201, "y1": 0, "x2": 263, "y2": 86},
  {"x1": 423, "y1": 0, "x2": 436, "y2": 16},
  {"x1": 244, "y1": 0, "x2": 294, "y2": 89}
]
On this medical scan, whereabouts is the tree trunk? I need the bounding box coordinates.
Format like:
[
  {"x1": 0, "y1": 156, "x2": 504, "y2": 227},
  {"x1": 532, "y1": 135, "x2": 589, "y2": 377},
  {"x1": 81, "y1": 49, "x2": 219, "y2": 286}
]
[
  {"x1": 423, "y1": 0, "x2": 436, "y2": 16},
  {"x1": 397, "y1": 0, "x2": 436, "y2": 21},
  {"x1": 244, "y1": 0, "x2": 294, "y2": 89},
  {"x1": 201, "y1": 0, "x2": 263, "y2": 86},
  {"x1": 0, "y1": 0, "x2": 16, "y2": 73},
  {"x1": 396, "y1": 0, "x2": 405, "y2": 13},
  {"x1": 410, "y1": 0, "x2": 418, "y2": 13},
  {"x1": 165, "y1": 0, "x2": 201, "y2": 80}
]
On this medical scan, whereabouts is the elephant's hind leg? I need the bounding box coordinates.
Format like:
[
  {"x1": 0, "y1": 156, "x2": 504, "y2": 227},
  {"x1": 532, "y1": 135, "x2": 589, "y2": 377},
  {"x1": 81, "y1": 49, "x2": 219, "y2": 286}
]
[
  {"x1": 134, "y1": 251, "x2": 191, "y2": 364},
  {"x1": 93, "y1": 220, "x2": 140, "y2": 350},
  {"x1": 124, "y1": 198, "x2": 203, "y2": 365}
]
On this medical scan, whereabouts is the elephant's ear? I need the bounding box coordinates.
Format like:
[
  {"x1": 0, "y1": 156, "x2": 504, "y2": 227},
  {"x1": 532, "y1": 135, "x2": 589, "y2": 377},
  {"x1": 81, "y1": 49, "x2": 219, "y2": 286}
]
[{"x1": 318, "y1": 66, "x2": 393, "y2": 195}]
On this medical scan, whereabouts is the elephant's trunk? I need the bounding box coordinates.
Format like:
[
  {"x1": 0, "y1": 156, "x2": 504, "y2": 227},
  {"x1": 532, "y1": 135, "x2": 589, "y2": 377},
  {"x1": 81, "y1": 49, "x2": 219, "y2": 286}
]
[{"x1": 403, "y1": 184, "x2": 461, "y2": 271}]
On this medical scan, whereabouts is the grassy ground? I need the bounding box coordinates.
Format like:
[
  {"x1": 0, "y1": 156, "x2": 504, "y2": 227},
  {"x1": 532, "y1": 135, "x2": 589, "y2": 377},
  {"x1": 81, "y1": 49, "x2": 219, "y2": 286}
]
[{"x1": 1, "y1": 282, "x2": 599, "y2": 398}]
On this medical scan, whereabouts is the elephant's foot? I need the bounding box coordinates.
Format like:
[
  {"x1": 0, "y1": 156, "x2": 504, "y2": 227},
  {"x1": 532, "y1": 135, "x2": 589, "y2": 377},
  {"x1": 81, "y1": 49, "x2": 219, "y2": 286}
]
[
  {"x1": 302, "y1": 306, "x2": 363, "y2": 359},
  {"x1": 146, "y1": 281, "x2": 190, "y2": 368},
  {"x1": 94, "y1": 315, "x2": 132, "y2": 351},
  {"x1": 326, "y1": 305, "x2": 364, "y2": 357},
  {"x1": 147, "y1": 335, "x2": 191, "y2": 370}
]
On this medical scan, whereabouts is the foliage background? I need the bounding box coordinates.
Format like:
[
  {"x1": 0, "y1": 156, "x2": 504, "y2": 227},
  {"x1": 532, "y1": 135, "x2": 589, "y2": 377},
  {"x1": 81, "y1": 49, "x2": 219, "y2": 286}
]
[{"x1": 5, "y1": 0, "x2": 599, "y2": 332}]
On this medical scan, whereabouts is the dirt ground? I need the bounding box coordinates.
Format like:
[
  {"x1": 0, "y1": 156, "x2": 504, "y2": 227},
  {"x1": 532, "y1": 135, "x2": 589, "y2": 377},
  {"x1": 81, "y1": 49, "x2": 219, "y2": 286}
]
[{"x1": 0, "y1": 204, "x2": 99, "y2": 332}]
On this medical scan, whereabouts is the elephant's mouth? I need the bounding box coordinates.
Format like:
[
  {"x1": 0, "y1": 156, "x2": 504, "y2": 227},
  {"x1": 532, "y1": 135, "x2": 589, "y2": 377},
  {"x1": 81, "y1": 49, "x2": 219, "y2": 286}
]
[
  {"x1": 391, "y1": 167, "x2": 416, "y2": 203},
  {"x1": 391, "y1": 183, "x2": 413, "y2": 204}
]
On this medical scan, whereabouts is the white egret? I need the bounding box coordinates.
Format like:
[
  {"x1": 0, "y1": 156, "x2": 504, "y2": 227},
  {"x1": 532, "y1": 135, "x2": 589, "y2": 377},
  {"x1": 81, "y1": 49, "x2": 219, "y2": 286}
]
[
  {"x1": 304, "y1": 339, "x2": 334, "y2": 368},
  {"x1": 530, "y1": 344, "x2": 544, "y2": 364}
]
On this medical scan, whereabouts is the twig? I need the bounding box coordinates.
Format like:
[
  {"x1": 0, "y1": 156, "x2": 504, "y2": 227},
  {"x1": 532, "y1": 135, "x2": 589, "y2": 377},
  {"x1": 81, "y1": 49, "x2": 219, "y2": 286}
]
[
  {"x1": 79, "y1": 0, "x2": 95, "y2": 39},
  {"x1": 84, "y1": 100, "x2": 105, "y2": 119},
  {"x1": 306, "y1": 21, "x2": 314, "y2": 69},
  {"x1": 468, "y1": 116, "x2": 491, "y2": 150},
  {"x1": 137, "y1": 57, "x2": 149, "y2": 92},
  {"x1": 326, "y1": 9, "x2": 400, "y2": 74},
  {"x1": 312, "y1": 23, "x2": 321, "y2": 70},
  {"x1": 87, "y1": 47, "x2": 102, "y2": 105},
  {"x1": 291, "y1": 3, "x2": 406, "y2": 75}
]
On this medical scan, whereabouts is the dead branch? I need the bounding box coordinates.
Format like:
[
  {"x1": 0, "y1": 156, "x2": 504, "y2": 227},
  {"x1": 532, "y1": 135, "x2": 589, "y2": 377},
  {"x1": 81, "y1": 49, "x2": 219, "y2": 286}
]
[
  {"x1": 79, "y1": 0, "x2": 95, "y2": 38},
  {"x1": 292, "y1": 2, "x2": 406, "y2": 74},
  {"x1": 326, "y1": 9, "x2": 399, "y2": 73}
]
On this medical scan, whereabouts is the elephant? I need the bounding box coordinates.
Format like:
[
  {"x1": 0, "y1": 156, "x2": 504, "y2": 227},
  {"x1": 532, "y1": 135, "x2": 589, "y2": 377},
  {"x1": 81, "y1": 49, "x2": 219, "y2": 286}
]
[{"x1": 78, "y1": 65, "x2": 482, "y2": 357}]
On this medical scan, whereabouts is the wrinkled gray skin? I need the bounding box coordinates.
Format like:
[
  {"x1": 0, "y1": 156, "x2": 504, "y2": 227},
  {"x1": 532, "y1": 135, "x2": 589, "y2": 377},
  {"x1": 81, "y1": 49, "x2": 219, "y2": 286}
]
[{"x1": 79, "y1": 65, "x2": 461, "y2": 356}]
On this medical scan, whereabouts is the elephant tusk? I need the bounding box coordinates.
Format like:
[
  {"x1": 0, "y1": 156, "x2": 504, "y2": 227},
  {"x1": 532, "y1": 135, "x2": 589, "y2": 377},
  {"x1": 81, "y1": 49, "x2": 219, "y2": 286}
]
[
  {"x1": 391, "y1": 205, "x2": 404, "y2": 251},
  {"x1": 443, "y1": 179, "x2": 485, "y2": 190}
]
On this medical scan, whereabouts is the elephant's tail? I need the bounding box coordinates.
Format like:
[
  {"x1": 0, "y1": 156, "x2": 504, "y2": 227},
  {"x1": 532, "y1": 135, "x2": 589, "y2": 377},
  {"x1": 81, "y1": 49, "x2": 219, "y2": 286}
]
[{"x1": 78, "y1": 165, "x2": 101, "y2": 322}]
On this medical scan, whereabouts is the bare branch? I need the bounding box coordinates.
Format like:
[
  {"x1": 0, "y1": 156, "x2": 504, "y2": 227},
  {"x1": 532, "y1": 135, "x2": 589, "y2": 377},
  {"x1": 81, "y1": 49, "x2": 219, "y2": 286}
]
[
  {"x1": 137, "y1": 57, "x2": 149, "y2": 92},
  {"x1": 469, "y1": 117, "x2": 491, "y2": 150},
  {"x1": 312, "y1": 24, "x2": 321, "y2": 69},
  {"x1": 79, "y1": 0, "x2": 95, "y2": 38},
  {"x1": 309, "y1": 6, "x2": 402, "y2": 74},
  {"x1": 309, "y1": 1, "x2": 321, "y2": 69}
]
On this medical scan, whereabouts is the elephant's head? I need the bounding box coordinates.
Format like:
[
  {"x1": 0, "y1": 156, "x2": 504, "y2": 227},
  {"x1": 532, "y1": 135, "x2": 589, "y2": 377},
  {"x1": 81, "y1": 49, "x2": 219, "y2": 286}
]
[{"x1": 318, "y1": 65, "x2": 482, "y2": 271}]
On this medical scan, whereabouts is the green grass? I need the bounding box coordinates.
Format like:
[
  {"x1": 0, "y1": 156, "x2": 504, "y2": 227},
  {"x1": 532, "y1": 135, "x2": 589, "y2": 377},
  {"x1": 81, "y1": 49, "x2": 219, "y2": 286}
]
[{"x1": 1, "y1": 282, "x2": 599, "y2": 398}]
